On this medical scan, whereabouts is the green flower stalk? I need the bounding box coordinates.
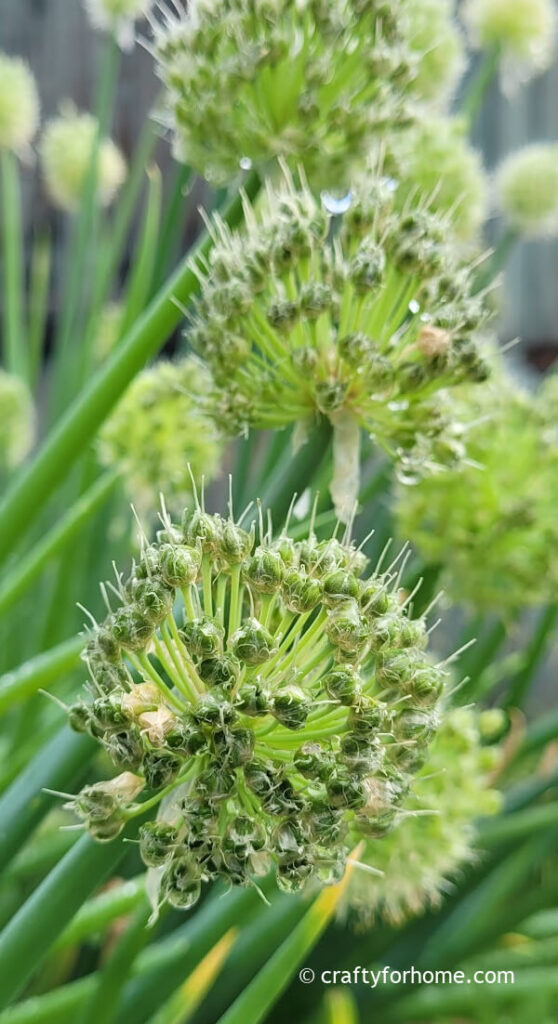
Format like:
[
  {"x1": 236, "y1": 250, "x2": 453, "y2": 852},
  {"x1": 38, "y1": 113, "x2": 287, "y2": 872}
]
[
  {"x1": 189, "y1": 171, "x2": 490, "y2": 519},
  {"x1": 495, "y1": 144, "x2": 558, "y2": 238},
  {"x1": 99, "y1": 356, "x2": 223, "y2": 515},
  {"x1": 462, "y1": 0, "x2": 557, "y2": 87},
  {"x1": 0, "y1": 53, "x2": 39, "y2": 156},
  {"x1": 84, "y1": 0, "x2": 149, "y2": 50},
  {"x1": 151, "y1": 0, "x2": 420, "y2": 187},
  {"x1": 406, "y1": 0, "x2": 466, "y2": 106},
  {"x1": 385, "y1": 115, "x2": 488, "y2": 241},
  {"x1": 0, "y1": 369, "x2": 34, "y2": 471},
  {"x1": 342, "y1": 706, "x2": 502, "y2": 926},
  {"x1": 39, "y1": 105, "x2": 127, "y2": 212},
  {"x1": 395, "y1": 369, "x2": 558, "y2": 615},
  {"x1": 66, "y1": 494, "x2": 448, "y2": 912}
]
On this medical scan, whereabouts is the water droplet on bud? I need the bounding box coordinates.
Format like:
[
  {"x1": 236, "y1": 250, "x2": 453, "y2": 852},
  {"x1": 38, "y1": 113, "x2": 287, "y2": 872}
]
[
  {"x1": 320, "y1": 190, "x2": 352, "y2": 215},
  {"x1": 239, "y1": 156, "x2": 253, "y2": 171}
]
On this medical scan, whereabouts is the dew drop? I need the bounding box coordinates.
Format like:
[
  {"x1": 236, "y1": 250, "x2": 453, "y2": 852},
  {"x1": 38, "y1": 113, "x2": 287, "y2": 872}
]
[
  {"x1": 320, "y1": 189, "x2": 353, "y2": 215},
  {"x1": 408, "y1": 299, "x2": 420, "y2": 314},
  {"x1": 388, "y1": 400, "x2": 410, "y2": 412},
  {"x1": 380, "y1": 175, "x2": 399, "y2": 194},
  {"x1": 239, "y1": 156, "x2": 253, "y2": 171}
]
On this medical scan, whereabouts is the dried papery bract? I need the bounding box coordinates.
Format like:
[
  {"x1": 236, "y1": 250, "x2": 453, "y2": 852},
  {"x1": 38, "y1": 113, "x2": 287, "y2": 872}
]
[
  {"x1": 495, "y1": 144, "x2": 558, "y2": 239},
  {"x1": 396, "y1": 368, "x2": 558, "y2": 614},
  {"x1": 99, "y1": 356, "x2": 223, "y2": 516},
  {"x1": 39, "y1": 106, "x2": 127, "y2": 212},
  {"x1": 0, "y1": 53, "x2": 39, "y2": 156},
  {"x1": 66, "y1": 490, "x2": 450, "y2": 911},
  {"x1": 151, "y1": 0, "x2": 421, "y2": 187},
  {"x1": 189, "y1": 170, "x2": 491, "y2": 518}
]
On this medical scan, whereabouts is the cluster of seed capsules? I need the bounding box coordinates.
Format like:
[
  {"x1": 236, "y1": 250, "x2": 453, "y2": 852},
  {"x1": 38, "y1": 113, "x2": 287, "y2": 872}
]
[
  {"x1": 189, "y1": 174, "x2": 490, "y2": 483},
  {"x1": 67, "y1": 503, "x2": 446, "y2": 910},
  {"x1": 153, "y1": 0, "x2": 418, "y2": 187}
]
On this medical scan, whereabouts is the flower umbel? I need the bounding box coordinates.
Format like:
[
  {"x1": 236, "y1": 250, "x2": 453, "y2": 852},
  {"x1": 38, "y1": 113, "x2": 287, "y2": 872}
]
[
  {"x1": 152, "y1": 0, "x2": 418, "y2": 186},
  {"x1": 495, "y1": 143, "x2": 558, "y2": 238},
  {"x1": 406, "y1": 0, "x2": 466, "y2": 106},
  {"x1": 0, "y1": 53, "x2": 40, "y2": 155},
  {"x1": 98, "y1": 356, "x2": 223, "y2": 515},
  {"x1": 395, "y1": 368, "x2": 558, "y2": 614},
  {"x1": 190, "y1": 171, "x2": 490, "y2": 515},
  {"x1": 67, "y1": 494, "x2": 447, "y2": 911},
  {"x1": 462, "y1": 0, "x2": 557, "y2": 85},
  {"x1": 342, "y1": 706, "x2": 502, "y2": 926},
  {"x1": 40, "y1": 106, "x2": 127, "y2": 212}
]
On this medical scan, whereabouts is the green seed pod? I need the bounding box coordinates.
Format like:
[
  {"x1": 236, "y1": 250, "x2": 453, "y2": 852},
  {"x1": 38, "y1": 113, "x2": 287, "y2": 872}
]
[
  {"x1": 105, "y1": 726, "x2": 144, "y2": 770},
  {"x1": 91, "y1": 694, "x2": 131, "y2": 731},
  {"x1": 282, "y1": 567, "x2": 323, "y2": 613},
  {"x1": 340, "y1": 734, "x2": 384, "y2": 776},
  {"x1": 304, "y1": 800, "x2": 345, "y2": 844},
  {"x1": 235, "y1": 681, "x2": 270, "y2": 717},
  {"x1": 243, "y1": 547, "x2": 285, "y2": 593},
  {"x1": 191, "y1": 692, "x2": 236, "y2": 726},
  {"x1": 198, "y1": 653, "x2": 240, "y2": 690},
  {"x1": 230, "y1": 618, "x2": 275, "y2": 665},
  {"x1": 337, "y1": 332, "x2": 373, "y2": 367},
  {"x1": 133, "y1": 577, "x2": 174, "y2": 626},
  {"x1": 360, "y1": 582, "x2": 392, "y2": 618},
  {"x1": 110, "y1": 606, "x2": 153, "y2": 652},
  {"x1": 139, "y1": 822, "x2": 179, "y2": 868},
  {"x1": 211, "y1": 726, "x2": 254, "y2": 767},
  {"x1": 142, "y1": 749, "x2": 182, "y2": 790},
  {"x1": 163, "y1": 855, "x2": 201, "y2": 910},
  {"x1": 327, "y1": 772, "x2": 366, "y2": 810},
  {"x1": 326, "y1": 600, "x2": 369, "y2": 658},
  {"x1": 349, "y1": 242, "x2": 385, "y2": 293},
  {"x1": 323, "y1": 569, "x2": 360, "y2": 606},
  {"x1": 166, "y1": 720, "x2": 207, "y2": 756},
  {"x1": 68, "y1": 701, "x2": 93, "y2": 733},
  {"x1": 322, "y1": 666, "x2": 360, "y2": 705},
  {"x1": 159, "y1": 543, "x2": 201, "y2": 587},
  {"x1": 218, "y1": 521, "x2": 254, "y2": 565},
  {"x1": 182, "y1": 508, "x2": 223, "y2": 553},
  {"x1": 276, "y1": 855, "x2": 313, "y2": 893},
  {"x1": 180, "y1": 616, "x2": 224, "y2": 659},
  {"x1": 347, "y1": 695, "x2": 386, "y2": 736},
  {"x1": 89, "y1": 661, "x2": 130, "y2": 694},
  {"x1": 196, "y1": 765, "x2": 236, "y2": 801},
  {"x1": 315, "y1": 380, "x2": 349, "y2": 415},
  {"x1": 272, "y1": 686, "x2": 310, "y2": 731},
  {"x1": 293, "y1": 742, "x2": 334, "y2": 781}
]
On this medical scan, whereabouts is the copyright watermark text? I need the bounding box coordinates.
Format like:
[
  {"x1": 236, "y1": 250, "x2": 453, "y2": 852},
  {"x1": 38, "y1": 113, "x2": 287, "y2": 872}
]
[{"x1": 298, "y1": 966, "x2": 514, "y2": 987}]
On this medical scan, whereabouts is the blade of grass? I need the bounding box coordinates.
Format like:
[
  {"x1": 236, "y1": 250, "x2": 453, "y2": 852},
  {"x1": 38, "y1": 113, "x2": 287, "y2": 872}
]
[
  {"x1": 215, "y1": 855, "x2": 358, "y2": 1024},
  {"x1": 27, "y1": 231, "x2": 52, "y2": 388},
  {"x1": 0, "y1": 635, "x2": 83, "y2": 713},
  {"x1": 0, "y1": 726, "x2": 94, "y2": 870},
  {"x1": 505, "y1": 604, "x2": 558, "y2": 709},
  {"x1": 0, "y1": 170, "x2": 261, "y2": 568},
  {"x1": 149, "y1": 930, "x2": 236, "y2": 1024},
  {"x1": 76, "y1": 903, "x2": 154, "y2": 1024},
  {"x1": 0, "y1": 470, "x2": 119, "y2": 620},
  {"x1": 0, "y1": 818, "x2": 147, "y2": 1009},
  {"x1": 477, "y1": 803, "x2": 558, "y2": 847},
  {"x1": 325, "y1": 991, "x2": 359, "y2": 1024},
  {"x1": 53, "y1": 876, "x2": 146, "y2": 952},
  {"x1": 0, "y1": 150, "x2": 27, "y2": 379},
  {"x1": 117, "y1": 165, "x2": 162, "y2": 340}
]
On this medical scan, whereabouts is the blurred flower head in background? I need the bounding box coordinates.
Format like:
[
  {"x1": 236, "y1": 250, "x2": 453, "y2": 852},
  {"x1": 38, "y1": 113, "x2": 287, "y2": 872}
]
[
  {"x1": 462, "y1": 0, "x2": 557, "y2": 86},
  {"x1": 99, "y1": 356, "x2": 223, "y2": 516},
  {"x1": 495, "y1": 143, "x2": 558, "y2": 238},
  {"x1": 406, "y1": 0, "x2": 466, "y2": 105},
  {"x1": 0, "y1": 53, "x2": 39, "y2": 155},
  {"x1": 0, "y1": 370, "x2": 35, "y2": 471},
  {"x1": 39, "y1": 105, "x2": 127, "y2": 212},
  {"x1": 152, "y1": 0, "x2": 464, "y2": 187},
  {"x1": 83, "y1": 0, "x2": 149, "y2": 50},
  {"x1": 343, "y1": 705, "x2": 502, "y2": 926},
  {"x1": 385, "y1": 114, "x2": 488, "y2": 241},
  {"x1": 395, "y1": 365, "x2": 558, "y2": 614}
]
